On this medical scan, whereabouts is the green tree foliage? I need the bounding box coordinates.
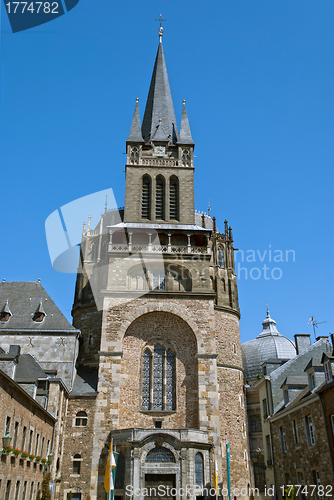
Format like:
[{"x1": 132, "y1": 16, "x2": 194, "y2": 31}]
[
  {"x1": 36, "y1": 491, "x2": 41, "y2": 500},
  {"x1": 41, "y1": 472, "x2": 52, "y2": 500}
]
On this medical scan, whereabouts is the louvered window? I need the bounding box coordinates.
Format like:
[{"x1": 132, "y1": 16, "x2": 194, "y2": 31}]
[
  {"x1": 169, "y1": 178, "x2": 178, "y2": 220},
  {"x1": 156, "y1": 177, "x2": 165, "y2": 219},
  {"x1": 142, "y1": 176, "x2": 151, "y2": 219},
  {"x1": 142, "y1": 345, "x2": 175, "y2": 411}
]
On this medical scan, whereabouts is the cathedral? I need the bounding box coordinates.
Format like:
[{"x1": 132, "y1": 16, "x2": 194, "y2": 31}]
[
  {"x1": 0, "y1": 29, "x2": 250, "y2": 500},
  {"x1": 69, "y1": 28, "x2": 249, "y2": 500}
]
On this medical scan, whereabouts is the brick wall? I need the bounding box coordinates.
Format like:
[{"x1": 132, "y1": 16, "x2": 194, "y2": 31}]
[{"x1": 0, "y1": 372, "x2": 55, "y2": 500}]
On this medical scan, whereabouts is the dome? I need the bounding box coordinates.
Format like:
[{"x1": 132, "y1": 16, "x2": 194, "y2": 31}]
[{"x1": 241, "y1": 310, "x2": 296, "y2": 380}]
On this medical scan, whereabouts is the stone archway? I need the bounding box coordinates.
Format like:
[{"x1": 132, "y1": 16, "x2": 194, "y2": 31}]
[{"x1": 118, "y1": 311, "x2": 199, "y2": 429}]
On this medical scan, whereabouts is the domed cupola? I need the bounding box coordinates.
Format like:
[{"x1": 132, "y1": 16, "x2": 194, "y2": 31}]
[{"x1": 241, "y1": 307, "x2": 296, "y2": 380}]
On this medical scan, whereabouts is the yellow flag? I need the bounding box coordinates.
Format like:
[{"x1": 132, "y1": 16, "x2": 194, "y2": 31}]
[
  {"x1": 214, "y1": 453, "x2": 219, "y2": 495},
  {"x1": 104, "y1": 441, "x2": 116, "y2": 494}
]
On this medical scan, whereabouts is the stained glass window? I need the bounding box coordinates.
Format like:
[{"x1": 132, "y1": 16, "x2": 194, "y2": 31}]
[
  {"x1": 146, "y1": 447, "x2": 175, "y2": 463},
  {"x1": 166, "y1": 350, "x2": 175, "y2": 410},
  {"x1": 153, "y1": 345, "x2": 164, "y2": 410},
  {"x1": 142, "y1": 349, "x2": 152, "y2": 410},
  {"x1": 195, "y1": 453, "x2": 204, "y2": 488},
  {"x1": 142, "y1": 345, "x2": 175, "y2": 411}
]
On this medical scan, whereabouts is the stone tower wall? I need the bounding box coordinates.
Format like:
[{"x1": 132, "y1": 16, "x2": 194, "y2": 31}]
[{"x1": 124, "y1": 165, "x2": 195, "y2": 224}]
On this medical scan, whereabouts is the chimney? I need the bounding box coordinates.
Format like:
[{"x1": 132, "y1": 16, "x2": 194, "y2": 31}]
[
  {"x1": 294, "y1": 334, "x2": 311, "y2": 355},
  {"x1": 9, "y1": 345, "x2": 20, "y2": 356},
  {"x1": 331, "y1": 334, "x2": 334, "y2": 355}
]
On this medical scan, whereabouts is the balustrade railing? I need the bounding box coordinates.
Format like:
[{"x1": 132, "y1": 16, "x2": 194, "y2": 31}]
[{"x1": 108, "y1": 244, "x2": 210, "y2": 255}]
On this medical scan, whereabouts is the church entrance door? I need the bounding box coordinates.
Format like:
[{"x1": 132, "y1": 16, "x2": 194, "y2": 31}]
[{"x1": 145, "y1": 474, "x2": 176, "y2": 500}]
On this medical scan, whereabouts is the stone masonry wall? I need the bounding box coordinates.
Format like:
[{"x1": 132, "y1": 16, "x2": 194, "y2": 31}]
[
  {"x1": 271, "y1": 397, "x2": 334, "y2": 495},
  {"x1": 119, "y1": 311, "x2": 198, "y2": 429},
  {"x1": 86, "y1": 295, "x2": 250, "y2": 500},
  {"x1": 59, "y1": 397, "x2": 96, "y2": 500}
]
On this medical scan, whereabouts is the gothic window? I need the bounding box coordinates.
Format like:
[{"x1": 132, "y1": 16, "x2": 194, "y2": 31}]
[
  {"x1": 156, "y1": 176, "x2": 165, "y2": 220},
  {"x1": 146, "y1": 447, "x2": 175, "y2": 463},
  {"x1": 75, "y1": 411, "x2": 88, "y2": 427},
  {"x1": 195, "y1": 452, "x2": 204, "y2": 488},
  {"x1": 142, "y1": 350, "x2": 152, "y2": 411},
  {"x1": 130, "y1": 147, "x2": 139, "y2": 161},
  {"x1": 153, "y1": 344, "x2": 164, "y2": 410},
  {"x1": 169, "y1": 177, "x2": 178, "y2": 220},
  {"x1": 141, "y1": 345, "x2": 175, "y2": 411},
  {"x1": 182, "y1": 149, "x2": 190, "y2": 161},
  {"x1": 218, "y1": 247, "x2": 224, "y2": 268},
  {"x1": 142, "y1": 176, "x2": 151, "y2": 219}
]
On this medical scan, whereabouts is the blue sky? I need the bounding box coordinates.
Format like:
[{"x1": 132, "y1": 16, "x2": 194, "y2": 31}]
[{"x1": 1, "y1": 0, "x2": 333, "y2": 344}]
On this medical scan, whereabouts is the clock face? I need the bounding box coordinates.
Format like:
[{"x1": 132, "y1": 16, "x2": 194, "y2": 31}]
[{"x1": 154, "y1": 145, "x2": 166, "y2": 157}]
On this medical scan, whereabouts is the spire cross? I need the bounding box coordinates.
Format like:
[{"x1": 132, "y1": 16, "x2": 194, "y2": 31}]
[{"x1": 155, "y1": 14, "x2": 166, "y2": 37}]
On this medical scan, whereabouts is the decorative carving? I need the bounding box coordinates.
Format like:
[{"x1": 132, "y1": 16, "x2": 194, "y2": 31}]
[{"x1": 155, "y1": 436, "x2": 165, "y2": 448}]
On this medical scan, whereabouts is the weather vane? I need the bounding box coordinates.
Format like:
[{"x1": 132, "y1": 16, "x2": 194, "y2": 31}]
[
  {"x1": 155, "y1": 14, "x2": 166, "y2": 37},
  {"x1": 266, "y1": 300, "x2": 270, "y2": 316}
]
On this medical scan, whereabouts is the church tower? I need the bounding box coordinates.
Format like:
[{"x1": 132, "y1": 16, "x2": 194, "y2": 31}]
[{"x1": 69, "y1": 28, "x2": 249, "y2": 500}]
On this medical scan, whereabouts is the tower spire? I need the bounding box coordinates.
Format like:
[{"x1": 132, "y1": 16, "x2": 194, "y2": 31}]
[
  {"x1": 179, "y1": 100, "x2": 194, "y2": 144},
  {"x1": 127, "y1": 98, "x2": 144, "y2": 143},
  {"x1": 141, "y1": 38, "x2": 178, "y2": 144}
]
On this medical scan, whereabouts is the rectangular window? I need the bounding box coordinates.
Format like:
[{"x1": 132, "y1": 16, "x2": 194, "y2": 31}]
[
  {"x1": 292, "y1": 419, "x2": 299, "y2": 444},
  {"x1": 331, "y1": 415, "x2": 334, "y2": 437},
  {"x1": 21, "y1": 426, "x2": 27, "y2": 450},
  {"x1": 262, "y1": 398, "x2": 268, "y2": 418},
  {"x1": 40, "y1": 437, "x2": 45, "y2": 458},
  {"x1": 29, "y1": 483, "x2": 34, "y2": 500},
  {"x1": 73, "y1": 459, "x2": 81, "y2": 474},
  {"x1": 21, "y1": 481, "x2": 27, "y2": 500},
  {"x1": 279, "y1": 426, "x2": 287, "y2": 453},
  {"x1": 46, "y1": 439, "x2": 50, "y2": 458},
  {"x1": 5, "y1": 415, "x2": 11, "y2": 436},
  {"x1": 5, "y1": 480, "x2": 11, "y2": 500},
  {"x1": 35, "y1": 433, "x2": 40, "y2": 456},
  {"x1": 297, "y1": 471, "x2": 304, "y2": 483},
  {"x1": 324, "y1": 361, "x2": 332, "y2": 383},
  {"x1": 266, "y1": 435, "x2": 272, "y2": 462},
  {"x1": 13, "y1": 421, "x2": 19, "y2": 448},
  {"x1": 14, "y1": 481, "x2": 20, "y2": 500},
  {"x1": 305, "y1": 415, "x2": 315, "y2": 446},
  {"x1": 313, "y1": 471, "x2": 323, "y2": 500},
  {"x1": 28, "y1": 430, "x2": 33, "y2": 454}
]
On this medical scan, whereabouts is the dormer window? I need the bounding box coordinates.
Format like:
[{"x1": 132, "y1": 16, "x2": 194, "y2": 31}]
[
  {"x1": 324, "y1": 361, "x2": 332, "y2": 383},
  {"x1": 308, "y1": 372, "x2": 316, "y2": 390},
  {"x1": 1, "y1": 300, "x2": 12, "y2": 322},
  {"x1": 33, "y1": 300, "x2": 46, "y2": 323},
  {"x1": 1, "y1": 312, "x2": 10, "y2": 322}
]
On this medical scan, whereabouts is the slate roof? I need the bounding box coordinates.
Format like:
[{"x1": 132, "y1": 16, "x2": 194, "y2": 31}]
[
  {"x1": 280, "y1": 375, "x2": 308, "y2": 388},
  {"x1": 0, "y1": 281, "x2": 77, "y2": 332},
  {"x1": 141, "y1": 39, "x2": 178, "y2": 144},
  {"x1": 304, "y1": 357, "x2": 323, "y2": 371},
  {"x1": 179, "y1": 101, "x2": 194, "y2": 145},
  {"x1": 127, "y1": 99, "x2": 144, "y2": 143},
  {"x1": 14, "y1": 354, "x2": 47, "y2": 383},
  {"x1": 71, "y1": 366, "x2": 98, "y2": 396}
]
